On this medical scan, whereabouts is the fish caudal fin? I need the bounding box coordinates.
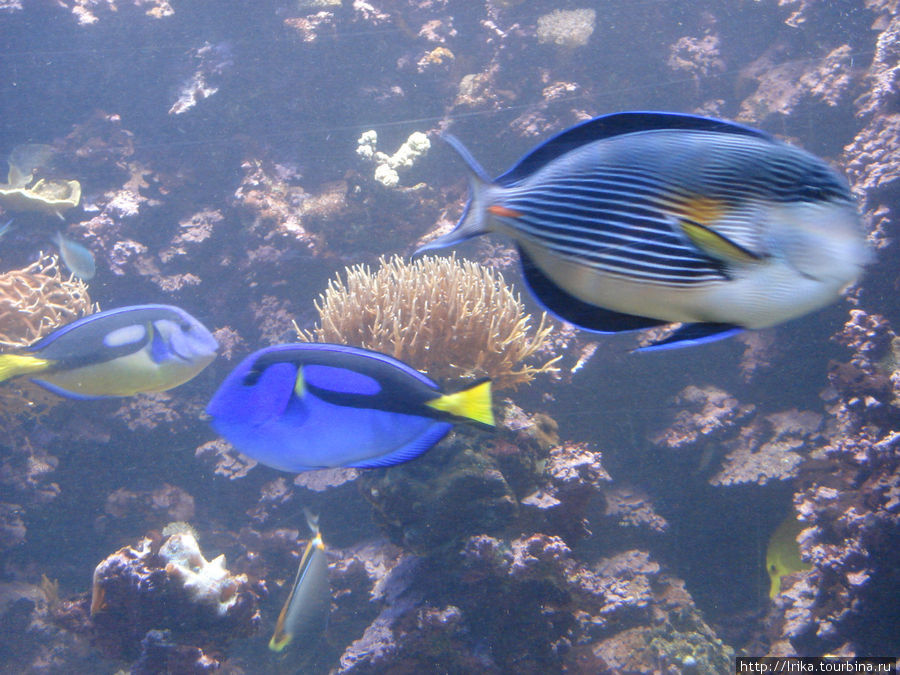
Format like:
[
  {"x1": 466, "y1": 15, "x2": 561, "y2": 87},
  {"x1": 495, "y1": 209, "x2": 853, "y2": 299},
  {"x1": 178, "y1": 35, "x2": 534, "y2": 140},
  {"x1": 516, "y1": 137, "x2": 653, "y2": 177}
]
[
  {"x1": 426, "y1": 379, "x2": 494, "y2": 428},
  {"x1": 415, "y1": 135, "x2": 493, "y2": 253},
  {"x1": 0, "y1": 354, "x2": 52, "y2": 383}
]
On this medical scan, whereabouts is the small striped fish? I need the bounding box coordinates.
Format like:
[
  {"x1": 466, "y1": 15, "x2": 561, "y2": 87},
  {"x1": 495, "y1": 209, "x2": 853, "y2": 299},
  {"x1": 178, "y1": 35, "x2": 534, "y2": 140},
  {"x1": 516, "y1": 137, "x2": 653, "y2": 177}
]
[{"x1": 418, "y1": 112, "x2": 869, "y2": 350}]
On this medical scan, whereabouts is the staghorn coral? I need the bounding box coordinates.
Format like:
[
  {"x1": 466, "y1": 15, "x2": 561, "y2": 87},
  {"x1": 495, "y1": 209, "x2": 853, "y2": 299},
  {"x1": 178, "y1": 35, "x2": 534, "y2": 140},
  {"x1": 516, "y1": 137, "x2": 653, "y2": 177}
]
[
  {"x1": 298, "y1": 254, "x2": 559, "y2": 390},
  {"x1": 0, "y1": 253, "x2": 95, "y2": 513},
  {"x1": 0, "y1": 253, "x2": 94, "y2": 349}
]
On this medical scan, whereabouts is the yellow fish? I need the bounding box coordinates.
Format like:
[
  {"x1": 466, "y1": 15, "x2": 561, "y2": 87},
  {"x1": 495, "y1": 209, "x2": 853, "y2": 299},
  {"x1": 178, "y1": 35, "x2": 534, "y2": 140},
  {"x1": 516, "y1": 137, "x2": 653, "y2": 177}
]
[{"x1": 766, "y1": 514, "x2": 812, "y2": 599}]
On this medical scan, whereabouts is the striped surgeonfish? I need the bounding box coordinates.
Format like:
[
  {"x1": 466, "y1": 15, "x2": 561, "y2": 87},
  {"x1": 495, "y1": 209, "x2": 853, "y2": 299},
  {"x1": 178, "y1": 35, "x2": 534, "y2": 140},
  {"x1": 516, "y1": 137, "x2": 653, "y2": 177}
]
[
  {"x1": 269, "y1": 511, "x2": 329, "y2": 652},
  {"x1": 417, "y1": 112, "x2": 869, "y2": 349}
]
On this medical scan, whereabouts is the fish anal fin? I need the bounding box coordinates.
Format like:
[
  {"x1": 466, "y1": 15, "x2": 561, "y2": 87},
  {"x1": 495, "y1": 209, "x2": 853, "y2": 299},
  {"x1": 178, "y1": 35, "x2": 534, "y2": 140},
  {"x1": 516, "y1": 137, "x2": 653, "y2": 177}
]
[
  {"x1": 30, "y1": 378, "x2": 110, "y2": 400},
  {"x1": 519, "y1": 247, "x2": 666, "y2": 334},
  {"x1": 678, "y1": 219, "x2": 762, "y2": 265},
  {"x1": 348, "y1": 422, "x2": 452, "y2": 468}
]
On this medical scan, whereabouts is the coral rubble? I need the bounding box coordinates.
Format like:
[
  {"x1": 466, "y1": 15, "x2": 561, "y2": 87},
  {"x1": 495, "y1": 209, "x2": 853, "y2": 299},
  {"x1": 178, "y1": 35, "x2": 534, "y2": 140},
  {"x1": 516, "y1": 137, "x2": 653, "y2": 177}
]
[{"x1": 89, "y1": 530, "x2": 261, "y2": 668}]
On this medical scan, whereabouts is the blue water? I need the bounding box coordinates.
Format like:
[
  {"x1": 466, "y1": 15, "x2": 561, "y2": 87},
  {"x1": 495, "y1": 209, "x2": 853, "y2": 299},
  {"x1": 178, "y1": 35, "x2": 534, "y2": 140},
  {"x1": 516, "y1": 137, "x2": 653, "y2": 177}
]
[{"x1": 0, "y1": 1, "x2": 897, "y2": 673}]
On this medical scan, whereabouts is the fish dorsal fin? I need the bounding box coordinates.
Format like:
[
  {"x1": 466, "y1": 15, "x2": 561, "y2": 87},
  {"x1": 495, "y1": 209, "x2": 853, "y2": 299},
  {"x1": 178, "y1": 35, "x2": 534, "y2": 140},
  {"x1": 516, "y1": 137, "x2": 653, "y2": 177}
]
[
  {"x1": 303, "y1": 364, "x2": 382, "y2": 396},
  {"x1": 497, "y1": 111, "x2": 774, "y2": 186},
  {"x1": 678, "y1": 219, "x2": 763, "y2": 265}
]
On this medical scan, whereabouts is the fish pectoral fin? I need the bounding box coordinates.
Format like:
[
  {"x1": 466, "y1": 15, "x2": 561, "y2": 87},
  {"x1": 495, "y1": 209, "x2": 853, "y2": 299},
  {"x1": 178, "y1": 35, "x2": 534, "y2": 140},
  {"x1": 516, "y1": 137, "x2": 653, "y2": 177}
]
[
  {"x1": 634, "y1": 322, "x2": 743, "y2": 352},
  {"x1": 678, "y1": 219, "x2": 763, "y2": 265},
  {"x1": 248, "y1": 363, "x2": 299, "y2": 425},
  {"x1": 0, "y1": 354, "x2": 53, "y2": 383},
  {"x1": 426, "y1": 379, "x2": 494, "y2": 427}
]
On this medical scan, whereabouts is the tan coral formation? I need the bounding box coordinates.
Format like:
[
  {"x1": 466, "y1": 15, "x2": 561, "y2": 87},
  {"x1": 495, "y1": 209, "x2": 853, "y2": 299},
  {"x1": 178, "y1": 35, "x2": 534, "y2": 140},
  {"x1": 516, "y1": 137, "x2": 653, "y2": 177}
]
[
  {"x1": 298, "y1": 254, "x2": 559, "y2": 390},
  {"x1": 0, "y1": 252, "x2": 94, "y2": 349}
]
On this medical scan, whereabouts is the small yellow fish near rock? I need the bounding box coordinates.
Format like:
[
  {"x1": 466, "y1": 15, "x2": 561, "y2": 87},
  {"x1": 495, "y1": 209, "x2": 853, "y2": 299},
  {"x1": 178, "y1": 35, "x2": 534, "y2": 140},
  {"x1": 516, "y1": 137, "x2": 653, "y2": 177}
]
[{"x1": 766, "y1": 514, "x2": 813, "y2": 599}]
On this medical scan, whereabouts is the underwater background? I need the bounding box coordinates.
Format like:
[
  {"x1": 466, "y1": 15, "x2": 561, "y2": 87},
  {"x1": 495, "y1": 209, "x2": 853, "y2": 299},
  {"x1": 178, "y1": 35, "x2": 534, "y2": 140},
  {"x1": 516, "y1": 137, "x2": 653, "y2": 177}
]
[{"x1": 0, "y1": 0, "x2": 898, "y2": 673}]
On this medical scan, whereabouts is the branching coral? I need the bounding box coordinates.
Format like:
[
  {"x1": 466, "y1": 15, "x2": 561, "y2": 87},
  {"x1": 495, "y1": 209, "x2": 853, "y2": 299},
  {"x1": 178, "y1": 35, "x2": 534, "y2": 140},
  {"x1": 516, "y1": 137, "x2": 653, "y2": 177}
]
[
  {"x1": 0, "y1": 252, "x2": 94, "y2": 349},
  {"x1": 298, "y1": 254, "x2": 559, "y2": 390}
]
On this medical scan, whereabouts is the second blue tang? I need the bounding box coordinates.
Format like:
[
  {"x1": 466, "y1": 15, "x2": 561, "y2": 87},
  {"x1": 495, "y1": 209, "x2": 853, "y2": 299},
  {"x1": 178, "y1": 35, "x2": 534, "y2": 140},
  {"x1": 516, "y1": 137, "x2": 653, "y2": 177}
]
[{"x1": 206, "y1": 343, "x2": 494, "y2": 472}]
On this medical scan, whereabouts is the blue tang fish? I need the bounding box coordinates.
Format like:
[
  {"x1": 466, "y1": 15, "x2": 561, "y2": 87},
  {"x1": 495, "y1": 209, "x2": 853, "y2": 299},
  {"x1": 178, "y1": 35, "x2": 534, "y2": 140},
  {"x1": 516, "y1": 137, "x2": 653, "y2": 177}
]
[
  {"x1": 418, "y1": 112, "x2": 869, "y2": 349},
  {"x1": 206, "y1": 343, "x2": 494, "y2": 472},
  {"x1": 269, "y1": 511, "x2": 329, "y2": 652},
  {"x1": 0, "y1": 304, "x2": 218, "y2": 398}
]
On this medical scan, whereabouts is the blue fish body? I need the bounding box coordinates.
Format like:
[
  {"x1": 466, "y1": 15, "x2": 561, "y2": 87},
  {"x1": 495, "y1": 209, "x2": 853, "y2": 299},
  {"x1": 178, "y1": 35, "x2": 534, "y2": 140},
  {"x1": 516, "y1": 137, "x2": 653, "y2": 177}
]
[
  {"x1": 54, "y1": 231, "x2": 96, "y2": 280},
  {"x1": 419, "y1": 112, "x2": 869, "y2": 349},
  {"x1": 206, "y1": 343, "x2": 493, "y2": 472},
  {"x1": 0, "y1": 304, "x2": 218, "y2": 398}
]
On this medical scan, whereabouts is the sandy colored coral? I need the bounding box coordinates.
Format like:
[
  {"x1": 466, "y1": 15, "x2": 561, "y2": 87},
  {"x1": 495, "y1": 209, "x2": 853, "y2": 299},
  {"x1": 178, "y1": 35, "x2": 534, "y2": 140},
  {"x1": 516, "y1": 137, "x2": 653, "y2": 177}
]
[
  {"x1": 536, "y1": 8, "x2": 596, "y2": 48},
  {"x1": 298, "y1": 254, "x2": 559, "y2": 390},
  {"x1": 737, "y1": 45, "x2": 854, "y2": 123},
  {"x1": 0, "y1": 252, "x2": 94, "y2": 349}
]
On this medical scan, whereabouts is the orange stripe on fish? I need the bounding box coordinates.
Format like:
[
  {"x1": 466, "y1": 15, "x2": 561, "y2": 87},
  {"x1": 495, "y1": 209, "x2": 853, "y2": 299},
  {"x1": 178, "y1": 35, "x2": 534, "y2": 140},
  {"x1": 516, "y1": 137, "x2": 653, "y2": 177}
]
[
  {"x1": 665, "y1": 195, "x2": 726, "y2": 226},
  {"x1": 487, "y1": 204, "x2": 524, "y2": 218}
]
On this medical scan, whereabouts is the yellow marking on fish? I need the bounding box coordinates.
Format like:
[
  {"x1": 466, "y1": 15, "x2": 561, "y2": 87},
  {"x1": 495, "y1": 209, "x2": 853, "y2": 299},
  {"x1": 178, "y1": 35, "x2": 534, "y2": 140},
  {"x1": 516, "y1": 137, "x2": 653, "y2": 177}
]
[
  {"x1": 426, "y1": 380, "x2": 494, "y2": 427},
  {"x1": 767, "y1": 516, "x2": 812, "y2": 599},
  {"x1": 294, "y1": 366, "x2": 306, "y2": 398},
  {"x1": 679, "y1": 219, "x2": 762, "y2": 265},
  {"x1": 269, "y1": 530, "x2": 326, "y2": 653},
  {"x1": 668, "y1": 195, "x2": 727, "y2": 226},
  {"x1": 0, "y1": 354, "x2": 53, "y2": 383},
  {"x1": 487, "y1": 204, "x2": 524, "y2": 219}
]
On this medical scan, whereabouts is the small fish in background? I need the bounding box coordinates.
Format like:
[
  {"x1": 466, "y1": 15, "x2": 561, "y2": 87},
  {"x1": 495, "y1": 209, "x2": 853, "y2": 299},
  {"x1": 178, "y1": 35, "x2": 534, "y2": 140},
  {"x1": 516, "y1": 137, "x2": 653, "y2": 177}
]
[
  {"x1": 766, "y1": 514, "x2": 813, "y2": 599},
  {"x1": 54, "y1": 231, "x2": 96, "y2": 280},
  {"x1": 418, "y1": 111, "x2": 869, "y2": 350},
  {"x1": 0, "y1": 219, "x2": 13, "y2": 241},
  {"x1": 269, "y1": 511, "x2": 329, "y2": 652},
  {"x1": 0, "y1": 304, "x2": 218, "y2": 399},
  {"x1": 206, "y1": 343, "x2": 494, "y2": 472},
  {"x1": 6, "y1": 144, "x2": 57, "y2": 188}
]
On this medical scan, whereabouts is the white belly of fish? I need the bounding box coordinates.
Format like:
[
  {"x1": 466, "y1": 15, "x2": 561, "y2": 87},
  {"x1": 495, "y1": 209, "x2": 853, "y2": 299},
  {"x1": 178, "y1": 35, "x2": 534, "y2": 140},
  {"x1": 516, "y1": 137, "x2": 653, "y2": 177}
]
[{"x1": 521, "y1": 242, "x2": 850, "y2": 330}]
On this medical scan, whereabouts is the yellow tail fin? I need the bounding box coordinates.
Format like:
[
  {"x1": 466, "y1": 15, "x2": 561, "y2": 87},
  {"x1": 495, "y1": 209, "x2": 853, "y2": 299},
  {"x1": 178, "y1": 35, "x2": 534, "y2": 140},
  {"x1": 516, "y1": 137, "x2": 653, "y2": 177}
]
[
  {"x1": 426, "y1": 380, "x2": 494, "y2": 427},
  {"x1": 0, "y1": 354, "x2": 52, "y2": 383}
]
